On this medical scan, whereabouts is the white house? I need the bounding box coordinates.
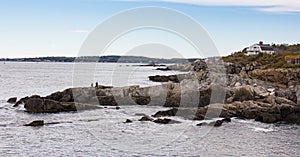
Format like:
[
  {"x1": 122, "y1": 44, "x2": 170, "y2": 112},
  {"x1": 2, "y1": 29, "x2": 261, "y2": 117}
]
[{"x1": 246, "y1": 41, "x2": 277, "y2": 55}]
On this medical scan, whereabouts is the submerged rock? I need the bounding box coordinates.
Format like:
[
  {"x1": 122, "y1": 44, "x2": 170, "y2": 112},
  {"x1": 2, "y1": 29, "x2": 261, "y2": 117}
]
[
  {"x1": 24, "y1": 120, "x2": 44, "y2": 127},
  {"x1": 156, "y1": 67, "x2": 171, "y2": 71},
  {"x1": 153, "y1": 118, "x2": 181, "y2": 124},
  {"x1": 7, "y1": 97, "x2": 17, "y2": 104},
  {"x1": 222, "y1": 117, "x2": 231, "y2": 123},
  {"x1": 138, "y1": 116, "x2": 153, "y2": 122},
  {"x1": 213, "y1": 120, "x2": 224, "y2": 127},
  {"x1": 197, "y1": 120, "x2": 224, "y2": 127},
  {"x1": 124, "y1": 119, "x2": 133, "y2": 123}
]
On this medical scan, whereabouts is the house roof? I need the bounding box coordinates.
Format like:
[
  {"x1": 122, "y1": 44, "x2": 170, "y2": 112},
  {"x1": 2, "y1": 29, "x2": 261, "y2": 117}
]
[{"x1": 260, "y1": 46, "x2": 275, "y2": 51}]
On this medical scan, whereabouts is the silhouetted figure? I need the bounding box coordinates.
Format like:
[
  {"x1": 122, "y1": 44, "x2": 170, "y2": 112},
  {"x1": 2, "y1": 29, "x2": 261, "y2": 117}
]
[
  {"x1": 95, "y1": 82, "x2": 98, "y2": 88},
  {"x1": 91, "y1": 83, "x2": 93, "y2": 87}
]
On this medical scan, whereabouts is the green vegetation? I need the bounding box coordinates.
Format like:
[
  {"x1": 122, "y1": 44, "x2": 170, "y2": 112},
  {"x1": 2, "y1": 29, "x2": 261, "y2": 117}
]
[
  {"x1": 223, "y1": 52, "x2": 300, "y2": 69},
  {"x1": 272, "y1": 43, "x2": 300, "y2": 54},
  {"x1": 223, "y1": 43, "x2": 300, "y2": 69}
]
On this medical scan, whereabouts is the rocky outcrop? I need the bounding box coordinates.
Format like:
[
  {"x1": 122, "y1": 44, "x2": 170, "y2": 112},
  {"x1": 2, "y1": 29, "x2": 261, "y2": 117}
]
[
  {"x1": 14, "y1": 95, "x2": 41, "y2": 107},
  {"x1": 196, "y1": 118, "x2": 231, "y2": 127},
  {"x1": 12, "y1": 57, "x2": 300, "y2": 125},
  {"x1": 24, "y1": 120, "x2": 44, "y2": 127},
  {"x1": 7, "y1": 97, "x2": 17, "y2": 104},
  {"x1": 275, "y1": 88, "x2": 298, "y2": 104},
  {"x1": 156, "y1": 67, "x2": 171, "y2": 71},
  {"x1": 139, "y1": 116, "x2": 154, "y2": 121},
  {"x1": 153, "y1": 118, "x2": 181, "y2": 124},
  {"x1": 249, "y1": 68, "x2": 300, "y2": 87},
  {"x1": 153, "y1": 101, "x2": 300, "y2": 124},
  {"x1": 124, "y1": 119, "x2": 133, "y2": 123},
  {"x1": 24, "y1": 98, "x2": 102, "y2": 113},
  {"x1": 148, "y1": 73, "x2": 193, "y2": 83}
]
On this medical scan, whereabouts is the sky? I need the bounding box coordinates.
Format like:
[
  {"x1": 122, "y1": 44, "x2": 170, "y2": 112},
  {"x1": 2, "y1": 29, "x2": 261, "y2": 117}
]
[{"x1": 0, "y1": 0, "x2": 300, "y2": 58}]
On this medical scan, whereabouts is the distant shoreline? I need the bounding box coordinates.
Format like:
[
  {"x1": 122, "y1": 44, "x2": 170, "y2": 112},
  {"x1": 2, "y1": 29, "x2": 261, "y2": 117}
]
[{"x1": 0, "y1": 55, "x2": 201, "y2": 64}]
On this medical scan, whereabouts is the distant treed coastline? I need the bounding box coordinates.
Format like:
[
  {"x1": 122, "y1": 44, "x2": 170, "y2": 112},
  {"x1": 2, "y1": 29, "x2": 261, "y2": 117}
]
[{"x1": 0, "y1": 56, "x2": 199, "y2": 64}]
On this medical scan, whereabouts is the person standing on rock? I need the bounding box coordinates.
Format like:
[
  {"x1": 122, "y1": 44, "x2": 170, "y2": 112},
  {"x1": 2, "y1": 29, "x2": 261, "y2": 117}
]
[
  {"x1": 95, "y1": 82, "x2": 98, "y2": 88},
  {"x1": 91, "y1": 83, "x2": 94, "y2": 87}
]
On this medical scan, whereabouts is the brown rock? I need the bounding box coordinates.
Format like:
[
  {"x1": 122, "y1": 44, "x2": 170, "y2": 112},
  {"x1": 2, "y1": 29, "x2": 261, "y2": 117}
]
[
  {"x1": 232, "y1": 86, "x2": 254, "y2": 102},
  {"x1": 153, "y1": 118, "x2": 180, "y2": 124},
  {"x1": 222, "y1": 117, "x2": 231, "y2": 123},
  {"x1": 14, "y1": 96, "x2": 29, "y2": 107},
  {"x1": 138, "y1": 116, "x2": 153, "y2": 121},
  {"x1": 153, "y1": 108, "x2": 178, "y2": 117},
  {"x1": 124, "y1": 119, "x2": 133, "y2": 123},
  {"x1": 7, "y1": 97, "x2": 17, "y2": 104},
  {"x1": 197, "y1": 120, "x2": 224, "y2": 127},
  {"x1": 256, "y1": 113, "x2": 280, "y2": 123},
  {"x1": 283, "y1": 113, "x2": 300, "y2": 124},
  {"x1": 24, "y1": 120, "x2": 44, "y2": 127},
  {"x1": 213, "y1": 120, "x2": 224, "y2": 127}
]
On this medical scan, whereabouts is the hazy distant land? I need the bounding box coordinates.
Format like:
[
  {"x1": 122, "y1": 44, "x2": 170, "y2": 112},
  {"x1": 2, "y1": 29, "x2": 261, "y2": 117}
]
[{"x1": 0, "y1": 55, "x2": 200, "y2": 64}]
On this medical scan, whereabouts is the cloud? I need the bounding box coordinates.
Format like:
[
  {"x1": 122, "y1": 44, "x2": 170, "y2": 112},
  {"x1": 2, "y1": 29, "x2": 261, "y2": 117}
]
[
  {"x1": 123, "y1": 0, "x2": 300, "y2": 13},
  {"x1": 69, "y1": 30, "x2": 89, "y2": 33}
]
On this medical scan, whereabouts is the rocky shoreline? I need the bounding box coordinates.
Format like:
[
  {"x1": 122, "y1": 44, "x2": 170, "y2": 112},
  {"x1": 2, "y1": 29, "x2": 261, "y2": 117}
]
[{"x1": 9, "y1": 57, "x2": 300, "y2": 126}]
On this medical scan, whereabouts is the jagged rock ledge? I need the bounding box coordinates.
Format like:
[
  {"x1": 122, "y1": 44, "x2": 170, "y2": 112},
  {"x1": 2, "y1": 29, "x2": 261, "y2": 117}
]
[
  {"x1": 11, "y1": 58, "x2": 300, "y2": 125},
  {"x1": 11, "y1": 81, "x2": 300, "y2": 124}
]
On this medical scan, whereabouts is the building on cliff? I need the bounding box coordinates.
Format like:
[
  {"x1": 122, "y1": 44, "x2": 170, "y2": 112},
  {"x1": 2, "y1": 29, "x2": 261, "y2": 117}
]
[{"x1": 245, "y1": 41, "x2": 277, "y2": 55}]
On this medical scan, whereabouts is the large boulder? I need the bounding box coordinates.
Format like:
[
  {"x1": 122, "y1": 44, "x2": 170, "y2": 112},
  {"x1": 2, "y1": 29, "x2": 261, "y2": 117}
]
[
  {"x1": 24, "y1": 97, "x2": 101, "y2": 113},
  {"x1": 255, "y1": 113, "x2": 280, "y2": 123},
  {"x1": 153, "y1": 107, "x2": 206, "y2": 120},
  {"x1": 46, "y1": 88, "x2": 74, "y2": 102},
  {"x1": 97, "y1": 96, "x2": 117, "y2": 106},
  {"x1": 14, "y1": 95, "x2": 40, "y2": 107},
  {"x1": 232, "y1": 86, "x2": 254, "y2": 102},
  {"x1": 276, "y1": 89, "x2": 297, "y2": 104},
  {"x1": 24, "y1": 98, "x2": 77, "y2": 113}
]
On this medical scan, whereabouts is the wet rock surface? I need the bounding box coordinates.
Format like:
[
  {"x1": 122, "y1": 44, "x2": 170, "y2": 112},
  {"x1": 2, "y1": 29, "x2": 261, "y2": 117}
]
[
  {"x1": 153, "y1": 118, "x2": 181, "y2": 124},
  {"x1": 24, "y1": 120, "x2": 44, "y2": 127},
  {"x1": 7, "y1": 97, "x2": 17, "y2": 104},
  {"x1": 139, "y1": 116, "x2": 154, "y2": 122}
]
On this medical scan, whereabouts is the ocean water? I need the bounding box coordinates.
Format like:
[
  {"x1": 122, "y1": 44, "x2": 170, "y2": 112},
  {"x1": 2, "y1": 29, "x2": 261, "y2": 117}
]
[{"x1": 0, "y1": 62, "x2": 299, "y2": 156}]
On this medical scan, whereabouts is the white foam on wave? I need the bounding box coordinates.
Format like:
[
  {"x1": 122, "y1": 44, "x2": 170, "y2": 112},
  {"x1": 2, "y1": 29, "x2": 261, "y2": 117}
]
[{"x1": 252, "y1": 127, "x2": 275, "y2": 132}]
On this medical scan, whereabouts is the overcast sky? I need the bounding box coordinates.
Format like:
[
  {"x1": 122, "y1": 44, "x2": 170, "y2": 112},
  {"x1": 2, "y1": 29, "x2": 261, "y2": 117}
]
[{"x1": 0, "y1": 0, "x2": 299, "y2": 58}]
